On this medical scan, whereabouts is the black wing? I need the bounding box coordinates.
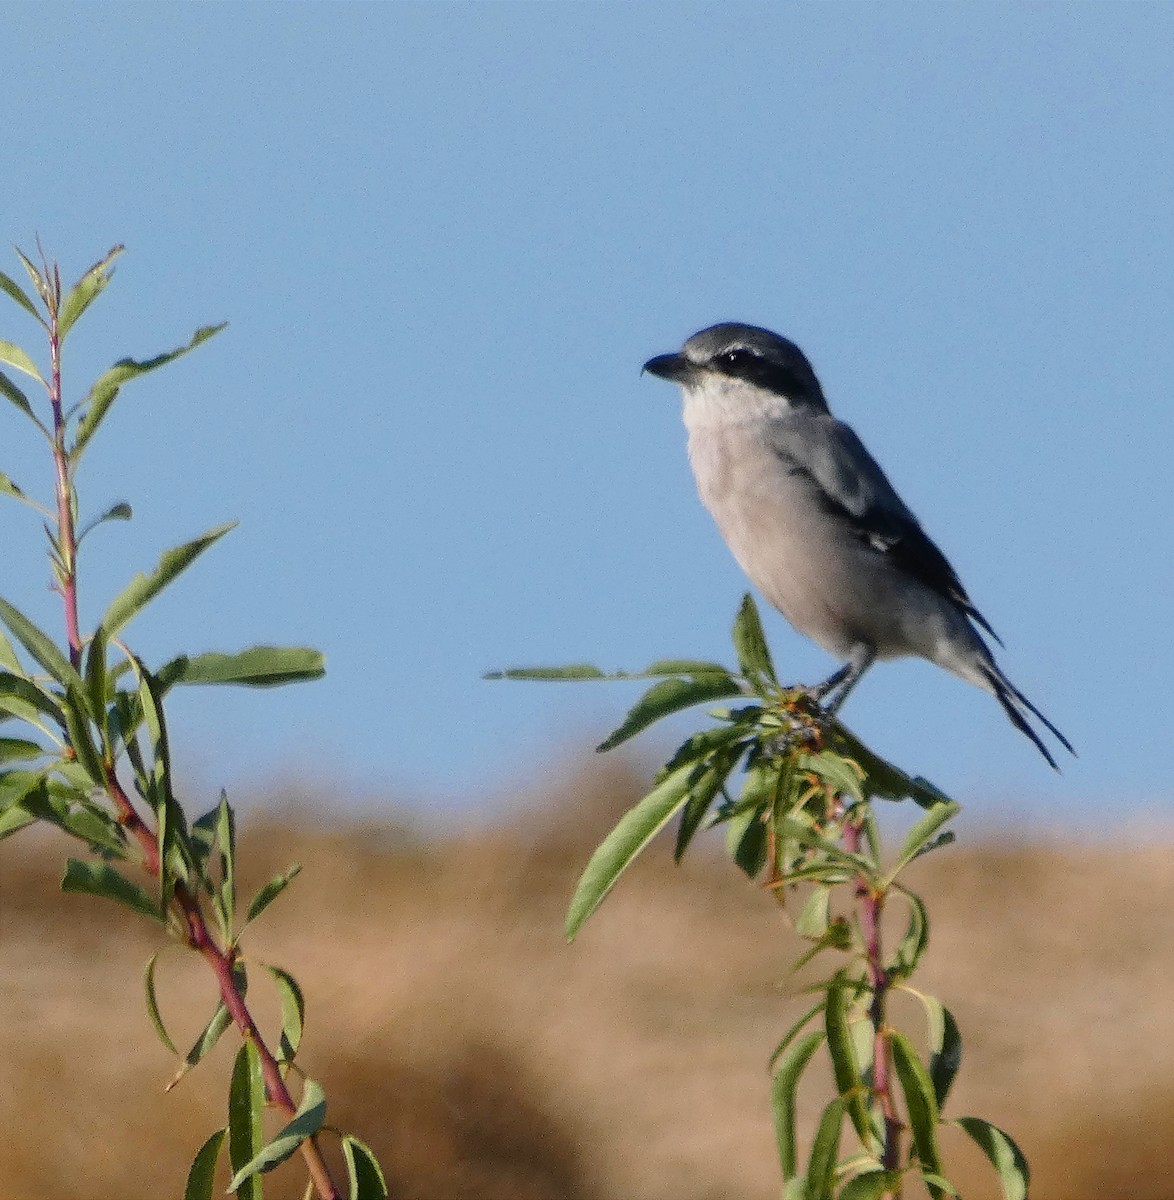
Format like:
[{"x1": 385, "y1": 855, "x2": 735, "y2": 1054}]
[{"x1": 766, "y1": 417, "x2": 1002, "y2": 646}]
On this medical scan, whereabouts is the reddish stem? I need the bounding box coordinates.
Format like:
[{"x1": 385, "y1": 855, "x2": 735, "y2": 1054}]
[{"x1": 844, "y1": 817, "x2": 902, "y2": 1182}]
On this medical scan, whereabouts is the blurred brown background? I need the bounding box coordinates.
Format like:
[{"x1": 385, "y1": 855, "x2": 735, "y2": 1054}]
[{"x1": 2, "y1": 762, "x2": 1173, "y2": 1200}]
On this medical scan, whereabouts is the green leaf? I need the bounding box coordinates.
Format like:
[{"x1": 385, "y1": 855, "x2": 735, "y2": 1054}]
[
  {"x1": 170, "y1": 1002, "x2": 233, "y2": 1090},
  {"x1": 135, "y1": 662, "x2": 193, "y2": 910},
  {"x1": 725, "y1": 803, "x2": 767, "y2": 878},
  {"x1": 798, "y1": 750, "x2": 866, "y2": 805},
  {"x1": 264, "y1": 965, "x2": 305, "y2": 1064},
  {"x1": 61, "y1": 685, "x2": 104, "y2": 783},
  {"x1": 61, "y1": 858, "x2": 165, "y2": 925},
  {"x1": 228, "y1": 1042, "x2": 265, "y2": 1200},
  {"x1": 215, "y1": 790, "x2": 236, "y2": 939},
  {"x1": 342, "y1": 1135, "x2": 389, "y2": 1200},
  {"x1": 244, "y1": 864, "x2": 302, "y2": 925},
  {"x1": 77, "y1": 501, "x2": 133, "y2": 544},
  {"x1": 228, "y1": 1076, "x2": 327, "y2": 1190},
  {"x1": 166, "y1": 646, "x2": 326, "y2": 688},
  {"x1": 953, "y1": 1117, "x2": 1030, "y2": 1200},
  {"x1": 662, "y1": 722, "x2": 748, "y2": 775},
  {"x1": 888, "y1": 890, "x2": 929, "y2": 982},
  {"x1": 796, "y1": 885, "x2": 832, "y2": 940},
  {"x1": 826, "y1": 972, "x2": 873, "y2": 1149},
  {"x1": 771, "y1": 1029, "x2": 825, "y2": 1179},
  {"x1": 12, "y1": 247, "x2": 51, "y2": 307},
  {"x1": 732, "y1": 593, "x2": 777, "y2": 684},
  {"x1": 0, "y1": 268, "x2": 43, "y2": 321},
  {"x1": 57, "y1": 245, "x2": 122, "y2": 339},
  {"x1": 0, "y1": 736, "x2": 47, "y2": 762},
  {"x1": 565, "y1": 761, "x2": 697, "y2": 940},
  {"x1": 101, "y1": 522, "x2": 237, "y2": 639},
  {"x1": 673, "y1": 756, "x2": 734, "y2": 863},
  {"x1": 890, "y1": 1030, "x2": 945, "y2": 1190},
  {"x1": 927, "y1": 1000, "x2": 962, "y2": 1109},
  {"x1": 0, "y1": 670, "x2": 65, "y2": 739},
  {"x1": 184, "y1": 1127, "x2": 227, "y2": 1200},
  {"x1": 485, "y1": 663, "x2": 608, "y2": 681},
  {"x1": 596, "y1": 674, "x2": 744, "y2": 753},
  {"x1": 886, "y1": 800, "x2": 962, "y2": 882},
  {"x1": 0, "y1": 337, "x2": 45, "y2": 384},
  {"x1": 768, "y1": 998, "x2": 825, "y2": 1072},
  {"x1": 144, "y1": 952, "x2": 179, "y2": 1055},
  {"x1": 0, "y1": 596, "x2": 85, "y2": 694},
  {"x1": 643, "y1": 658, "x2": 733, "y2": 675},
  {"x1": 837, "y1": 1171, "x2": 903, "y2": 1200},
  {"x1": 72, "y1": 323, "x2": 228, "y2": 459},
  {"x1": 806, "y1": 1096, "x2": 846, "y2": 1200},
  {"x1": 0, "y1": 372, "x2": 46, "y2": 434},
  {"x1": 0, "y1": 629, "x2": 22, "y2": 673}
]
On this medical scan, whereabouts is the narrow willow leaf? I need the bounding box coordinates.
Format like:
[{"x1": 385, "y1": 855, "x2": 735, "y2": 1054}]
[
  {"x1": 184, "y1": 1127, "x2": 227, "y2": 1200},
  {"x1": 101, "y1": 522, "x2": 237, "y2": 639},
  {"x1": 771, "y1": 1029, "x2": 825, "y2": 1179},
  {"x1": 826, "y1": 973, "x2": 873, "y2": 1148},
  {"x1": 890, "y1": 1031, "x2": 945, "y2": 1190},
  {"x1": 732, "y1": 593, "x2": 777, "y2": 684},
  {"x1": 84, "y1": 625, "x2": 109, "y2": 737},
  {"x1": 0, "y1": 629, "x2": 22, "y2": 673},
  {"x1": 144, "y1": 952, "x2": 179, "y2": 1055},
  {"x1": 0, "y1": 472, "x2": 30, "y2": 504},
  {"x1": 57, "y1": 245, "x2": 122, "y2": 339},
  {"x1": 228, "y1": 1077, "x2": 327, "y2": 1190},
  {"x1": 72, "y1": 323, "x2": 228, "y2": 459},
  {"x1": 953, "y1": 1117, "x2": 1030, "y2": 1200},
  {"x1": 725, "y1": 804, "x2": 767, "y2": 878},
  {"x1": 828, "y1": 722, "x2": 948, "y2": 809},
  {"x1": 228, "y1": 1042, "x2": 265, "y2": 1200},
  {"x1": 215, "y1": 790, "x2": 236, "y2": 939},
  {"x1": 797, "y1": 750, "x2": 865, "y2": 805},
  {"x1": 595, "y1": 674, "x2": 744, "y2": 753},
  {"x1": 886, "y1": 800, "x2": 962, "y2": 881},
  {"x1": 245, "y1": 864, "x2": 303, "y2": 925},
  {"x1": 565, "y1": 761, "x2": 697, "y2": 940},
  {"x1": 77, "y1": 501, "x2": 133, "y2": 544},
  {"x1": 167, "y1": 646, "x2": 326, "y2": 688},
  {"x1": 0, "y1": 671, "x2": 65, "y2": 740},
  {"x1": 0, "y1": 803, "x2": 36, "y2": 838},
  {"x1": 806, "y1": 1096, "x2": 846, "y2": 1200},
  {"x1": 0, "y1": 337, "x2": 45, "y2": 384},
  {"x1": 0, "y1": 370, "x2": 46, "y2": 435},
  {"x1": 838, "y1": 1171, "x2": 903, "y2": 1200},
  {"x1": 928, "y1": 1001, "x2": 962, "y2": 1109},
  {"x1": 888, "y1": 890, "x2": 929, "y2": 982},
  {"x1": 485, "y1": 664, "x2": 608, "y2": 680},
  {"x1": 0, "y1": 736, "x2": 47, "y2": 762},
  {"x1": 796, "y1": 885, "x2": 832, "y2": 940},
  {"x1": 0, "y1": 596, "x2": 85, "y2": 695},
  {"x1": 61, "y1": 858, "x2": 165, "y2": 924},
  {"x1": 642, "y1": 658, "x2": 733, "y2": 676},
  {"x1": 0, "y1": 268, "x2": 42, "y2": 321},
  {"x1": 169, "y1": 1003, "x2": 233, "y2": 1090},
  {"x1": 673, "y1": 755, "x2": 736, "y2": 863},
  {"x1": 342, "y1": 1134, "x2": 389, "y2": 1200},
  {"x1": 62, "y1": 686, "x2": 103, "y2": 784},
  {"x1": 768, "y1": 999, "x2": 826, "y2": 1072},
  {"x1": 662, "y1": 722, "x2": 747, "y2": 775},
  {"x1": 264, "y1": 964, "x2": 305, "y2": 1064}
]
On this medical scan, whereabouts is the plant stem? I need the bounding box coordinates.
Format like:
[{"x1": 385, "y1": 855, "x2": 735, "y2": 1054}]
[
  {"x1": 844, "y1": 816, "x2": 902, "y2": 1190},
  {"x1": 44, "y1": 277, "x2": 342, "y2": 1200}
]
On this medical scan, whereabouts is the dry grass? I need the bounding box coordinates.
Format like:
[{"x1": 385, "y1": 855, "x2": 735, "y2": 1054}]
[{"x1": 2, "y1": 762, "x2": 1173, "y2": 1199}]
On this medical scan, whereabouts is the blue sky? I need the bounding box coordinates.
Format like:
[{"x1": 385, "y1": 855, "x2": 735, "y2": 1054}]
[{"x1": 2, "y1": 4, "x2": 1171, "y2": 823}]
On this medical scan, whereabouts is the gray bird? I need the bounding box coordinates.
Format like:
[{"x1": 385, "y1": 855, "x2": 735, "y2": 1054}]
[{"x1": 643, "y1": 322, "x2": 1073, "y2": 769}]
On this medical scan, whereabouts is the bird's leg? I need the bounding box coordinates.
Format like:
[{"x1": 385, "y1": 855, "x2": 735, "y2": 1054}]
[{"x1": 811, "y1": 645, "x2": 876, "y2": 718}]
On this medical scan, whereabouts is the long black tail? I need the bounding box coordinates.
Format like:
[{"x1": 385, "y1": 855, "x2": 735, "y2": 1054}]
[{"x1": 980, "y1": 662, "x2": 1075, "y2": 772}]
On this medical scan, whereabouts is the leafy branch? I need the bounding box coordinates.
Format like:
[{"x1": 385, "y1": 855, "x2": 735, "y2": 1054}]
[
  {"x1": 0, "y1": 245, "x2": 385, "y2": 1200},
  {"x1": 491, "y1": 594, "x2": 1030, "y2": 1200}
]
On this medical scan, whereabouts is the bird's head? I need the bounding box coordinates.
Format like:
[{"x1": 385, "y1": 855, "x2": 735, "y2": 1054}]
[{"x1": 643, "y1": 323, "x2": 828, "y2": 418}]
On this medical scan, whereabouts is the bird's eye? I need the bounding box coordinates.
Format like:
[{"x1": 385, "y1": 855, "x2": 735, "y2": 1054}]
[{"x1": 720, "y1": 348, "x2": 754, "y2": 368}]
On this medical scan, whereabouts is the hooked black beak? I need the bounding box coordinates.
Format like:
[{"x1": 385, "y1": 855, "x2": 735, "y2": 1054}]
[{"x1": 642, "y1": 352, "x2": 694, "y2": 382}]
